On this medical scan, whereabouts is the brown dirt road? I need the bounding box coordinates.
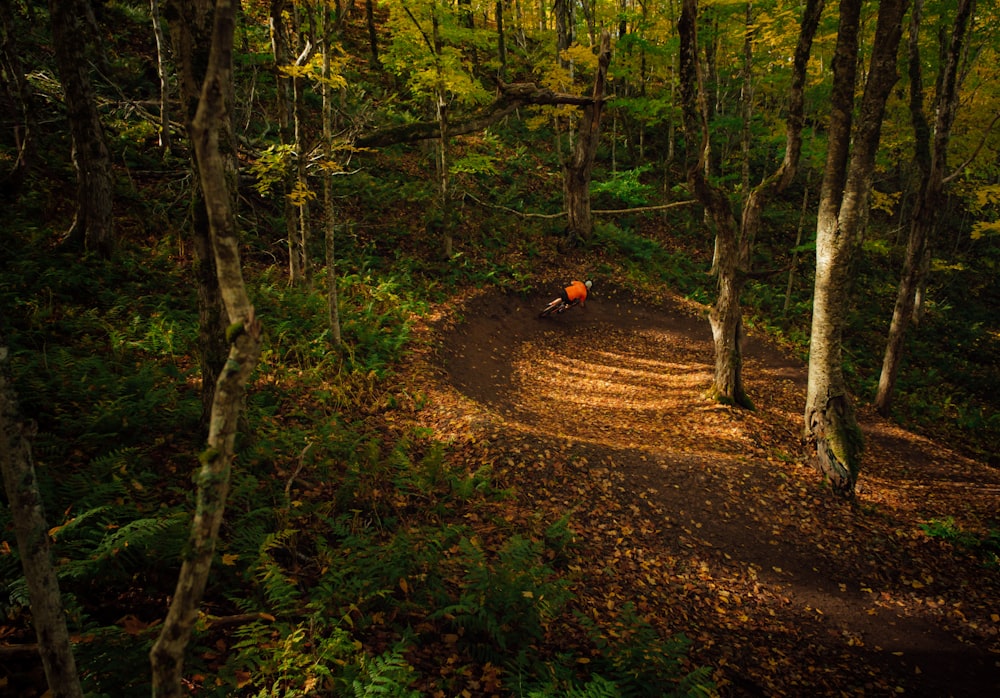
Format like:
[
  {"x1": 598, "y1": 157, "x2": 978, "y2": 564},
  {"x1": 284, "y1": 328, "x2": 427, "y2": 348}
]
[{"x1": 410, "y1": 281, "x2": 1000, "y2": 696}]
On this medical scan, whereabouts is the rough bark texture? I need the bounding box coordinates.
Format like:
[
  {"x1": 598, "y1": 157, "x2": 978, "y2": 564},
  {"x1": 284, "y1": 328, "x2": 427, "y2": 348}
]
[
  {"x1": 48, "y1": 0, "x2": 115, "y2": 258},
  {"x1": 875, "y1": 0, "x2": 973, "y2": 414},
  {"x1": 0, "y1": 344, "x2": 83, "y2": 698},
  {"x1": 679, "y1": 0, "x2": 745, "y2": 407},
  {"x1": 164, "y1": 0, "x2": 231, "y2": 431},
  {"x1": 149, "y1": 2, "x2": 262, "y2": 695},
  {"x1": 806, "y1": 0, "x2": 909, "y2": 495},
  {"x1": 563, "y1": 30, "x2": 611, "y2": 243}
]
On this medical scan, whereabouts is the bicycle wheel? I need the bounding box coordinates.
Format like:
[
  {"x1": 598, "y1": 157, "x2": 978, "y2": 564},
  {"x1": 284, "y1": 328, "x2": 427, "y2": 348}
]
[{"x1": 539, "y1": 298, "x2": 564, "y2": 318}]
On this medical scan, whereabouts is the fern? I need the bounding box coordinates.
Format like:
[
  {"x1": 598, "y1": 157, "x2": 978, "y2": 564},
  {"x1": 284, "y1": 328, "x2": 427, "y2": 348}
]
[
  {"x1": 529, "y1": 675, "x2": 624, "y2": 698},
  {"x1": 255, "y1": 529, "x2": 303, "y2": 616},
  {"x1": 352, "y1": 646, "x2": 420, "y2": 698}
]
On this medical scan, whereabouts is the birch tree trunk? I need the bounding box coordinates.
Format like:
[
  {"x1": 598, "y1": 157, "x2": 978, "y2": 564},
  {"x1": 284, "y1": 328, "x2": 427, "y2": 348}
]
[
  {"x1": 149, "y1": 1, "x2": 262, "y2": 694},
  {"x1": 0, "y1": 343, "x2": 83, "y2": 698},
  {"x1": 875, "y1": 0, "x2": 973, "y2": 415},
  {"x1": 564, "y1": 30, "x2": 611, "y2": 244},
  {"x1": 48, "y1": 0, "x2": 115, "y2": 258},
  {"x1": 806, "y1": 0, "x2": 908, "y2": 495}
]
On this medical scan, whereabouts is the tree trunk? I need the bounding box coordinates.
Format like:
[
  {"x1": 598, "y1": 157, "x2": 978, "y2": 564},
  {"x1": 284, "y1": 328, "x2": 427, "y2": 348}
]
[
  {"x1": 164, "y1": 0, "x2": 232, "y2": 432},
  {"x1": 806, "y1": 0, "x2": 908, "y2": 495},
  {"x1": 48, "y1": 0, "x2": 115, "y2": 258},
  {"x1": 553, "y1": 0, "x2": 572, "y2": 69},
  {"x1": 149, "y1": 1, "x2": 262, "y2": 695},
  {"x1": 875, "y1": 0, "x2": 973, "y2": 415},
  {"x1": 0, "y1": 343, "x2": 83, "y2": 698},
  {"x1": 0, "y1": 0, "x2": 37, "y2": 199},
  {"x1": 496, "y1": 1, "x2": 506, "y2": 74},
  {"x1": 365, "y1": 0, "x2": 380, "y2": 67},
  {"x1": 680, "y1": 0, "x2": 822, "y2": 409},
  {"x1": 150, "y1": 0, "x2": 172, "y2": 152},
  {"x1": 564, "y1": 30, "x2": 611, "y2": 244},
  {"x1": 321, "y1": 7, "x2": 342, "y2": 346}
]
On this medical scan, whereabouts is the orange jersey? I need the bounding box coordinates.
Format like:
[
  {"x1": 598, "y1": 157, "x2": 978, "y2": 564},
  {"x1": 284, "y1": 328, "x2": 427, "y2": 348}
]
[{"x1": 564, "y1": 281, "x2": 588, "y2": 304}]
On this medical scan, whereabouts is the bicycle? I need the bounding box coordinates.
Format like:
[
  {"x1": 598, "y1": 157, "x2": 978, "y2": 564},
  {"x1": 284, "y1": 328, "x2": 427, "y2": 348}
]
[{"x1": 538, "y1": 297, "x2": 580, "y2": 318}]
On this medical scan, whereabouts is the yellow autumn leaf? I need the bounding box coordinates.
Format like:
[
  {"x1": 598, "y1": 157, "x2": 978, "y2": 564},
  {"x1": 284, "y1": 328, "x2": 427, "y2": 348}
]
[{"x1": 221, "y1": 553, "x2": 239, "y2": 566}]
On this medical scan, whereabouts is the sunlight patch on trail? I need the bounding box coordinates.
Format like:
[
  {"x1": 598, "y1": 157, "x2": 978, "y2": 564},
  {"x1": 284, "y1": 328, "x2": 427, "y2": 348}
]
[{"x1": 506, "y1": 328, "x2": 754, "y2": 459}]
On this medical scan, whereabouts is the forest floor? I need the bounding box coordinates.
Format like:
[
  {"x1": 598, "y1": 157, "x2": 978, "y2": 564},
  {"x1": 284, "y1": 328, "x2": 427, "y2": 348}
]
[{"x1": 399, "y1": 275, "x2": 1000, "y2": 697}]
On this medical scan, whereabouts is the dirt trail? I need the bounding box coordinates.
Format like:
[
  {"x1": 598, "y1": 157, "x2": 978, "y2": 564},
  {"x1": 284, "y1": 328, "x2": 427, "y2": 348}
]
[{"x1": 423, "y1": 286, "x2": 1000, "y2": 696}]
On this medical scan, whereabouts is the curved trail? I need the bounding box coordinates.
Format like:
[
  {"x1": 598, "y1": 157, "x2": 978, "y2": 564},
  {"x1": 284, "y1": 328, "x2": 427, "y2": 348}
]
[{"x1": 428, "y1": 287, "x2": 1000, "y2": 696}]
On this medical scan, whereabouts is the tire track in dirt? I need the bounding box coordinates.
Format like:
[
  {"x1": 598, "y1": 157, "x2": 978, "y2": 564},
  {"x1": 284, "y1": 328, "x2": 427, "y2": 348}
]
[{"x1": 435, "y1": 287, "x2": 1000, "y2": 696}]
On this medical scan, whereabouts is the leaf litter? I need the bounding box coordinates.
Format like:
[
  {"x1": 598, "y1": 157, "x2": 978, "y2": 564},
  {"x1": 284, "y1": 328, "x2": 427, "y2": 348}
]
[{"x1": 399, "y1": 283, "x2": 1000, "y2": 696}]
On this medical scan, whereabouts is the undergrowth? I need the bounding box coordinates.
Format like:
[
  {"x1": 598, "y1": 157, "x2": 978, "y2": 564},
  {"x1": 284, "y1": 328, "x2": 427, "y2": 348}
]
[{"x1": 0, "y1": 233, "x2": 712, "y2": 697}]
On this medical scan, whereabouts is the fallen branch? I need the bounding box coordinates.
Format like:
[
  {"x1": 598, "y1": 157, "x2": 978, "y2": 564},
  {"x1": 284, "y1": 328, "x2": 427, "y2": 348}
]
[{"x1": 462, "y1": 191, "x2": 698, "y2": 219}]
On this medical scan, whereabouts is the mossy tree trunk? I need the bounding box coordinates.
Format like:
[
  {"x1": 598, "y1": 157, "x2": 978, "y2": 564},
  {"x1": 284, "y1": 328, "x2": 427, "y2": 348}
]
[
  {"x1": 0, "y1": 342, "x2": 83, "y2": 698},
  {"x1": 149, "y1": 1, "x2": 262, "y2": 695},
  {"x1": 806, "y1": 0, "x2": 908, "y2": 495},
  {"x1": 48, "y1": 0, "x2": 115, "y2": 258}
]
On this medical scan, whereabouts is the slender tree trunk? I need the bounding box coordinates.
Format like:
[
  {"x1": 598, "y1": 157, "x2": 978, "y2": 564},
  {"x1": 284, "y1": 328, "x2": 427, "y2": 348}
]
[
  {"x1": 164, "y1": 0, "x2": 231, "y2": 433},
  {"x1": 875, "y1": 0, "x2": 973, "y2": 415},
  {"x1": 564, "y1": 30, "x2": 611, "y2": 244},
  {"x1": 365, "y1": 0, "x2": 380, "y2": 67},
  {"x1": 496, "y1": 1, "x2": 507, "y2": 75},
  {"x1": 150, "y1": 0, "x2": 172, "y2": 152},
  {"x1": 321, "y1": 7, "x2": 342, "y2": 346},
  {"x1": 48, "y1": 0, "x2": 115, "y2": 258},
  {"x1": 806, "y1": 0, "x2": 908, "y2": 495},
  {"x1": 554, "y1": 0, "x2": 571, "y2": 69},
  {"x1": 0, "y1": 0, "x2": 37, "y2": 198},
  {"x1": 0, "y1": 343, "x2": 83, "y2": 698},
  {"x1": 784, "y1": 186, "x2": 809, "y2": 314},
  {"x1": 149, "y1": 1, "x2": 262, "y2": 695}
]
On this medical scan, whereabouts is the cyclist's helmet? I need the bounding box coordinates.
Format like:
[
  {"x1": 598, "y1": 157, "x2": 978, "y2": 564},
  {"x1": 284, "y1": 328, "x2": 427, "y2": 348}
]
[{"x1": 585, "y1": 280, "x2": 593, "y2": 290}]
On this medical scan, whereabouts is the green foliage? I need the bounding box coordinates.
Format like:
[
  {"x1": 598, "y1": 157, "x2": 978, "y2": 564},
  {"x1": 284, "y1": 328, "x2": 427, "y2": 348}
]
[
  {"x1": 430, "y1": 534, "x2": 573, "y2": 662},
  {"x1": 591, "y1": 167, "x2": 655, "y2": 207},
  {"x1": 352, "y1": 646, "x2": 421, "y2": 698},
  {"x1": 589, "y1": 223, "x2": 710, "y2": 302},
  {"x1": 920, "y1": 518, "x2": 1000, "y2": 568},
  {"x1": 576, "y1": 603, "x2": 715, "y2": 697},
  {"x1": 529, "y1": 674, "x2": 624, "y2": 698}
]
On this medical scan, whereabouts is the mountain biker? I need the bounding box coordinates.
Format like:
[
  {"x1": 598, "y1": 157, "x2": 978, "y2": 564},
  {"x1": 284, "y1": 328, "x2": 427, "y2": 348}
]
[{"x1": 560, "y1": 279, "x2": 593, "y2": 307}]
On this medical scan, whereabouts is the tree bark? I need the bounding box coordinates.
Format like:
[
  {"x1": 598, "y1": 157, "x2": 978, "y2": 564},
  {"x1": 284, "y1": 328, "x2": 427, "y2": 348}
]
[
  {"x1": 149, "y1": 1, "x2": 262, "y2": 695},
  {"x1": 0, "y1": 343, "x2": 83, "y2": 698},
  {"x1": 150, "y1": 0, "x2": 172, "y2": 152},
  {"x1": 365, "y1": 0, "x2": 380, "y2": 67},
  {"x1": 563, "y1": 30, "x2": 611, "y2": 244},
  {"x1": 875, "y1": 0, "x2": 973, "y2": 415},
  {"x1": 679, "y1": 0, "x2": 821, "y2": 409},
  {"x1": 322, "y1": 6, "x2": 343, "y2": 347},
  {"x1": 48, "y1": 0, "x2": 115, "y2": 258},
  {"x1": 806, "y1": 0, "x2": 909, "y2": 495},
  {"x1": 164, "y1": 0, "x2": 232, "y2": 432}
]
